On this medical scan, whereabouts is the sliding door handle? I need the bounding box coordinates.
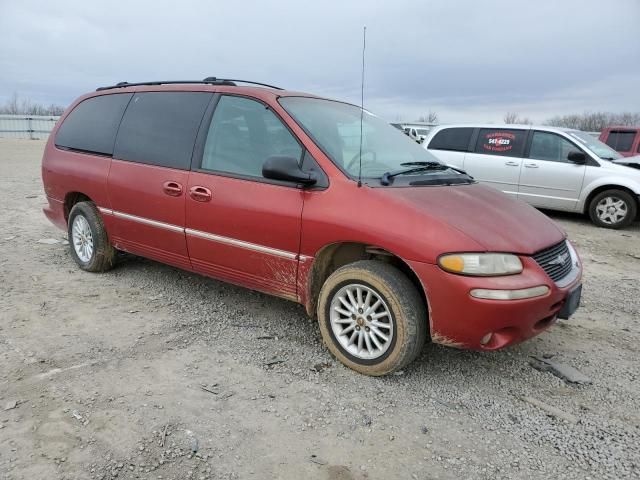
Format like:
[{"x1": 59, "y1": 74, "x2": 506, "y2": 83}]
[{"x1": 189, "y1": 186, "x2": 212, "y2": 202}]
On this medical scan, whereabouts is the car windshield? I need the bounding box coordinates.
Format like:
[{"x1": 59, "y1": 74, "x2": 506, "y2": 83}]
[
  {"x1": 279, "y1": 97, "x2": 445, "y2": 179},
  {"x1": 566, "y1": 130, "x2": 622, "y2": 160}
]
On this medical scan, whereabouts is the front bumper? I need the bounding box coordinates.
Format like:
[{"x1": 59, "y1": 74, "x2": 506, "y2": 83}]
[{"x1": 408, "y1": 255, "x2": 582, "y2": 350}]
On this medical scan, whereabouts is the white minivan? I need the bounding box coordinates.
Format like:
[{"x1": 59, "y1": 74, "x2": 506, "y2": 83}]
[{"x1": 424, "y1": 124, "x2": 640, "y2": 228}]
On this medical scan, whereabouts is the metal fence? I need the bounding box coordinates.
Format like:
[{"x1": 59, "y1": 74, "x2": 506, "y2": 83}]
[{"x1": 0, "y1": 114, "x2": 60, "y2": 140}]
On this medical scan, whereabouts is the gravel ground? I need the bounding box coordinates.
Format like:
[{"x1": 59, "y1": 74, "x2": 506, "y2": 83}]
[{"x1": 1, "y1": 138, "x2": 639, "y2": 480}]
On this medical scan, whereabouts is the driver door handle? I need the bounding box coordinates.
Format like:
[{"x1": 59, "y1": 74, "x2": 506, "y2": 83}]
[
  {"x1": 505, "y1": 161, "x2": 519, "y2": 166},
  {"x1": 162, "y1": 181, "x2": 183, "y2": 197}
]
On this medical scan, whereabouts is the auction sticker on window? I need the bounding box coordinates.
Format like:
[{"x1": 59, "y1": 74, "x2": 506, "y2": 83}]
[
  {"x1": 476, "y1": 129, "x2": 526, "y2": 156},
  {"x1": 483, "y1": 132, "x2": 515, "y2": 153}
]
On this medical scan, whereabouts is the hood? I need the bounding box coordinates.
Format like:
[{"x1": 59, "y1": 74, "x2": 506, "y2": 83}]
[
  {"x1": 379, "y1": 183, "x2": 565, "y2": 255},
  {"x1": 612, "y1": 155, "x2": 640, "y2": 171}
]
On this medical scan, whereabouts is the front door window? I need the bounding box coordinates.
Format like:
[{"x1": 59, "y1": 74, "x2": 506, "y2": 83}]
[
  {"x1": 201, "y1": 95, "x2": 302, "y2": 178},
  {"x1": 529, "y1": 131, "x2": 579, "y2": 163}
]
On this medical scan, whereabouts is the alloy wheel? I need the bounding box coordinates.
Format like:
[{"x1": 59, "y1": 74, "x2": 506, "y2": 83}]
[
  {"x1": 329, "y1": 283, "x2": 394, "y2": 360},
  {"x1": 72, "y1": 214, "x2": 94, "y2": 263},
  {"x1": 595, "y1": 196, "x2": 628, "y2": 225}
]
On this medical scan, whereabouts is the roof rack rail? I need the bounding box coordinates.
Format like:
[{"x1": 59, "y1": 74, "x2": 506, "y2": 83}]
[
  {"x1": 96, "y1": 77, "x2": 283, "y2": 92},
  {"x1": 203, "y1": 77, "x2": 283, "y2": 90}
]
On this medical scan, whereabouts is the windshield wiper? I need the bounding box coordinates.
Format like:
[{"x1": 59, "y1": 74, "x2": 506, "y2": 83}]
[
  {"x1": 380, "y1": 161, "x2": 448, "y2": 186},
  {"x1": 402, "y1": 161, "x2": 472, "y2": 176}
]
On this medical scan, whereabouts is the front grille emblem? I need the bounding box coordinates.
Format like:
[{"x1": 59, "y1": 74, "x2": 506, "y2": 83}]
[
  {"x1": 533, "y1": 241, "x2": 573, "y2": 283},
  {"x1": 548, "y1": 252, "x2": 569, "y2": 266}
]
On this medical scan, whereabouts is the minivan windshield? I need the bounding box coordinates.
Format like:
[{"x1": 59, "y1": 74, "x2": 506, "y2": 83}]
[
  {"x1": 279, "y1": 97, "x2": 448, "y2": 180},
  {"x1": 566, "y1": 130, "x2": 622, "y2": 160}
]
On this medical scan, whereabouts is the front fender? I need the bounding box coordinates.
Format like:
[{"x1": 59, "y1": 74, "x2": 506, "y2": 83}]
[{"x1": 578, "y1": 176, "x2": 640, "y2": 212}]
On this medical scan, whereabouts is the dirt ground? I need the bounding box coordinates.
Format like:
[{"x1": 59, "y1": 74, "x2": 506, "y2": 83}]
[{"x1": 1, "y1": 138, "x2": 639, "y2": 480}]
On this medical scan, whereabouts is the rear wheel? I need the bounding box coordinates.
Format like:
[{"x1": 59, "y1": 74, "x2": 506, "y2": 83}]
[
  {"x1": 317, "y1": 260, "x2": 426, "y2": 376},
  {"x1": 588, "y1": 189, "x2": 637, "y2": 229},
  {"x1": 68, "y1": 201, "x2": 116, "y2": 272}
]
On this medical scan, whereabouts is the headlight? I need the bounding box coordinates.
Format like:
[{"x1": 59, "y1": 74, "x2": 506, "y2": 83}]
[{"x1": 438, "y1": 253, "x2": 523, "y2": 276}]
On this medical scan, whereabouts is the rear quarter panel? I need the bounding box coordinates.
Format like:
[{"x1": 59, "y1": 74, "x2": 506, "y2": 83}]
[
  {"x1": 41, "y1": 93, "x2": 115, "y2": 230},
  {"x1": 42, "y1": 140, "x2": 112, "y2": 228}
]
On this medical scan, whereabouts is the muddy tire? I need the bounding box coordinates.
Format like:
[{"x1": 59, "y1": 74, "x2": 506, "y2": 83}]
[
  {"x1": 317, "y1": 260, "x2": 427, "y2": 376},
  {"x1": 67, "y1": 201, "x2": 116, "y2": 272},
  {"x1": 588, "y1": 189, "x2": 637, "y2": 229}
]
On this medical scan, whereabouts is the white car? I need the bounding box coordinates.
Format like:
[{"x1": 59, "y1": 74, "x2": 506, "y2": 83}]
[
  {"x1": 424, "y1": 124, "x2": 640, "y2": 228},
  {"x1": 401, "y1": 125, "x2": 434, "y2": 143},
  {"x1": 402, "y1": 126, "x2": 426, "y2": 143}
]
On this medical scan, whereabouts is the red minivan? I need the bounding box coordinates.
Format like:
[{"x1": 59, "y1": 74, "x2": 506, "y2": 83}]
[
  {"x1": 599, "y1": 126, "x2": 640, "y2": 157},
  {"x1": 42, "y1": 78, "x2": 583, "y2": 375}
]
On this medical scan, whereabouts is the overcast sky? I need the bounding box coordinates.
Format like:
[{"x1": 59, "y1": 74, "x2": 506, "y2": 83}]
[{"x1": 1, "y1": 0, "x2": 638, "y2": 123}]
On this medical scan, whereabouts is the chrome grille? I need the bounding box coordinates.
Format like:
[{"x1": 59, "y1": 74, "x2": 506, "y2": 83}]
[{"x1": 532, "y1": 241, "x2": 572, "y2": 282}]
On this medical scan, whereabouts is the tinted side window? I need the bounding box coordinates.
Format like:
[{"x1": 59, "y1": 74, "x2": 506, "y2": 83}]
[
  {"x1": 475, "y1": 128, "x2": 526, "y2": 157},
  {"x1": 529, "y1": 131, "x2": 579, "y2": 163},
  {"x1": 201, "y1": 96, "x2": 302, "y2": 178},
  {"x1": 607, "y1": 131, "x2": 635, "y2": 152},
  {"x1": 428, "y1": 128, "x2": 473, "y2": 151},
  {"x1": 55, "y1": 93, "x2": 132, "y2": 155},
  {"x1": 604, "y1": 132, "x2": 616, "y2": 148},
  {"x1": 114, "y1": 92, "x2": 211, "y2": 170}
]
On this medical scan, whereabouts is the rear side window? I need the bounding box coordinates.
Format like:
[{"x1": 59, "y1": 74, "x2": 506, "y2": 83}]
[
  {"x1": 55, "y1": 93, "x2": 132, "y2": 155},
  {"x1": 605, "y1": 131, "x2": 635, "y2": 152},
  {"x1": 200, "y1": 95, "x2": 302, "y2": 178},
  {"x1": 475, "y1": 128, "x2": 526, "y2": 157},
  {"x1": 428, "y1": 128, "x2": 473, "y2": 151},
  {"x1": 114, "y1": 92, "x2": 212, "y2": 170}
]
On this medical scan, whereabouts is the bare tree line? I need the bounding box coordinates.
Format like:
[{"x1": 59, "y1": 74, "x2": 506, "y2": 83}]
[
  {"x1": 401, "y1": 109, "x2": 640, "y2": 132},
  {"x1": 0, "y1": 93, "x2": 65, "y2": 116},
  {"x1": 417, "y1": 111, "x2": 438, "y2": 123},
  {"x1": 503, "y1": 112, "x2": 532, "y2": 125},
  {"x1": 545, "y1": 112, "x2": 640, "y2": 131},
  {"x1": 503, "y1": 111, "x2": 640, "y2": 131}
]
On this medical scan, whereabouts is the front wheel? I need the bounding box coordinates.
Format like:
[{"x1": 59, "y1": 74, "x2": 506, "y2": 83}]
[
  {"x1": 588, "y1": 189, "x2": 637, "y2": 229},
  {"x1": 317, "y1": 260, "x2": 427, "y2": 376}
]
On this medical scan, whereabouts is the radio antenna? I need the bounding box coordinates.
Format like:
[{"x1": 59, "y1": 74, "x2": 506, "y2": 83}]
[{"x1": 357, "y1": 26, "x2": 367, "y2": 188}]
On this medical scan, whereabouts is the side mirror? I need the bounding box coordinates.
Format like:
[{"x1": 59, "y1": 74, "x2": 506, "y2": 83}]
[
  {"x1": 567, "y1": 151, "x2": 586, "y2": 164},
  {"x1": 262, "y1": 155, "x2": 317, "y2": 186}
]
